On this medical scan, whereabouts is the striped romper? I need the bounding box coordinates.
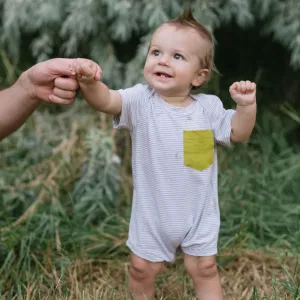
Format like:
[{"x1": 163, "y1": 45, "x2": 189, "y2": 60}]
[{"x1": 113, "y1": 84, "x2": 235, "y2": 262}]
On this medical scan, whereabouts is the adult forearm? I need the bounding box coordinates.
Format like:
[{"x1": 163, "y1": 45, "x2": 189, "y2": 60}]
[
  {"x1": 0, "y1": 72, "x2": 40, "y2": 141},
  {"x1": 231, "y1": 102, "x2": 256, "y2": 142}
]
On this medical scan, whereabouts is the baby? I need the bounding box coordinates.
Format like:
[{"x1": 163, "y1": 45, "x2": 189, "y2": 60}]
[{"x1": 70, "y1": 8, "x2": 256, "y2": 300}]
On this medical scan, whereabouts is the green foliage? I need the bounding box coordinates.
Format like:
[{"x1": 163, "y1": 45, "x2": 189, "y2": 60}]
[
  {"x1": 259, "y1": 0, "x2": 300, "y2": 66},
  {"x1": 72, "y1": 128, "x2": 121, "y2": 226},
  {"x1": 1, "y1": 0, "x2": 300, "y2": 107},
  {"x1": 1, "y1": 0, "x2": 300, "y2": 87},
  {"x1": 0, "y1": 100, "x2": 299, "y2": 297},
  {"x1": 218, "y1": 112, "x2": 300, "y2": 251},
  {"x1": 1, "y1": 1, "x2": 300, "y2": 298}
]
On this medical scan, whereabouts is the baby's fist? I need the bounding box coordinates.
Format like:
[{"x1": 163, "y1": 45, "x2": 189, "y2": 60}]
[
  {"x1": 69, "y1": 58, "x2": 102, "y2": 84},
  {"x1": 229, "y1": 80, "x2": 256, "y2": 106}
]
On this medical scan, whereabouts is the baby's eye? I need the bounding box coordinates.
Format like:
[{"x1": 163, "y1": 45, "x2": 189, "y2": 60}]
[
  {"x1": 174, "y1": 53, "x2": 183, "y2": 60},
  {"x1": 152, "y1": 50, "x2": 160, "y2": 56}
]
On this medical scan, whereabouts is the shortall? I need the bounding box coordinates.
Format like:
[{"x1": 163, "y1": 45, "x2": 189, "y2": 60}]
[{"x1": 113, "y1": 84, "x2": 235, "y2": 262}]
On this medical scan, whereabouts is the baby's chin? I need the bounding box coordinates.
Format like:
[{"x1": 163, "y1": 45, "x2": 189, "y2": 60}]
[
  {"x1": 147, "y1": 83, "x2": 170, "y2": 94},
  {"x1": 144, "y1": 75, "x2": 190, "y2": 96},
  {"x1": 153, "y1": 87, "x2": 184, "y2": 99}
]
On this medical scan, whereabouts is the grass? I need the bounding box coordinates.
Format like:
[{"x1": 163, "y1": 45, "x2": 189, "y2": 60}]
[
  {"x1": 0, "y1": 249, "x2": 299, "y2": 299},
  {"x1": 0, "y1": 101, "x2": 299, "y2": 299}
]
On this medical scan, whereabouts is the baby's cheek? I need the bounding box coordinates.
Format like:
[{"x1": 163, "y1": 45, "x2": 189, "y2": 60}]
[{"x1": 143, "y1": 64, "x2": 152, "y2": 80}]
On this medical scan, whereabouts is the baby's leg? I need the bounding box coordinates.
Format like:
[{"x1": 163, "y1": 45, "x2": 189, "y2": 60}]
[
  {"x1": 184, "y1": 254, "x2": 223, "y2": 300},
  {"x1": 129, "y1": 253, "x2": 163, "y2": 300}
]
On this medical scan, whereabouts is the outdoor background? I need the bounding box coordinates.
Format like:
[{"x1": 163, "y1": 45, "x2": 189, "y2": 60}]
[{"x1": 0, "y1": 0, "x2": 300, "y2": 299}]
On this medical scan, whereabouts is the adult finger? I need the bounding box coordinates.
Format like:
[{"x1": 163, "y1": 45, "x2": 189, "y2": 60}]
[
  {"x1": 54, "y1": 76, "x2": 79, "y2": 91},
  {"x1": 53, "y1": 87, "x2": 76, "y2": 99},
  {"x1": 46, "y1": 58, "x2": 79, "y2": 77},
  {"x1": 48, "y1": 94, "x2": 75, "y2": 105}
]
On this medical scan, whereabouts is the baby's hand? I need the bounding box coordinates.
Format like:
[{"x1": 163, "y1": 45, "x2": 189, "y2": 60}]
[
  {"x1": 229, "y1": 80, "x2": 256, "y2": 106},
  {"x1": 69, "y1": 58, "x2": 102, "y2": 84}
]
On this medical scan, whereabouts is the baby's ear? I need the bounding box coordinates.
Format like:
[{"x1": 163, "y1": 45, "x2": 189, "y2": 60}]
[{"x1": 192, "y1": 69, "x2": 209, "y2": 87}]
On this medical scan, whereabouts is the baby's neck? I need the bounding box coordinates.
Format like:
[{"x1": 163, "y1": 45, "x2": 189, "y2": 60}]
[{"x1": 158, "y1": 94, "x2": 193, "y2": 108}]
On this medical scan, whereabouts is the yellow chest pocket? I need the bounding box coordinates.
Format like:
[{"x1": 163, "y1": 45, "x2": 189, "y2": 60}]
[{"x1": 183, "y1": 130, "x2": 214, "y2": 171}]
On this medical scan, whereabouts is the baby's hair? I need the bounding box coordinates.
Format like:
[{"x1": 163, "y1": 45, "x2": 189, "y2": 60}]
[{"x1": 164, "y1": 7, "x2": 218, "y2": 85}]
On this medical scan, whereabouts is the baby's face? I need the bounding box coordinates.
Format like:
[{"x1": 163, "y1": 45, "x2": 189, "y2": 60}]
[{"x1": 144, "y1": 24, "x2": 208, "y2": 97}]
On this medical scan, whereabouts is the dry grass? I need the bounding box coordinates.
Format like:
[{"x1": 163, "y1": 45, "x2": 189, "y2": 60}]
[
  {"x1": 1, "y1": 105, "x2": 299, "y2": 300},
  {"x1": 1, "y1": 250, "x2": 298, "y2": 300},
  {"x1": 221, "y1": 250, "x2": 299, "y2": 299}
]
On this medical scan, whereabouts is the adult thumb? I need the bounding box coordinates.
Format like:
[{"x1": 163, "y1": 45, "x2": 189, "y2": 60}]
[{"x1": 46, "y1": 58, "x2": 77, "y2": 77}]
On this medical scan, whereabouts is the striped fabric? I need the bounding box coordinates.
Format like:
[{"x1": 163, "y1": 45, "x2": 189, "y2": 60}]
[{"x1": 113, "y1": 84, "x2": 235, "y2": 262}]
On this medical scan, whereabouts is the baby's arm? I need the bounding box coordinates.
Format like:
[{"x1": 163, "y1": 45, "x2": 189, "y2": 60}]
[
  {"x1": 70, "y1": 59, "x2": 122, "y2": 115},
  {"x1": 229, "y1": 80, "x2": 257, "y2": 142}
]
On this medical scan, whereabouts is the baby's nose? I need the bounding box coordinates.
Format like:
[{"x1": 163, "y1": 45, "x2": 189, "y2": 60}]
[{"x1": 158, "y1": 54, "x2": 170, "y2": 65}]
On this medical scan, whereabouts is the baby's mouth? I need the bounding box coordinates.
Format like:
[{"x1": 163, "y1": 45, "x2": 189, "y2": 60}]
[{"x1": 155, "y1": 72, "x2": 172, "y2": 78}]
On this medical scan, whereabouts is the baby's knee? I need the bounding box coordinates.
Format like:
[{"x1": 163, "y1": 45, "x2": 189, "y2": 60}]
[
  {"x1": 185, "y1": 255, "x2": 218, "y2": 280},
  {"x1": 130, "y1": 257, "x2": 149, "y2": 281},
  {"x1": 129, "y1": 254, "x2": 162, "y2": 282},
  {"x1": 197, "y1": 257, "x2": 218, "y2": 279}
]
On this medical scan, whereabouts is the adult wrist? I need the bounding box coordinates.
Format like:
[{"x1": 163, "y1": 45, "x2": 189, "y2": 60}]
[{"x1": 17, "y1": 70, "x2": 41, "y2": 104}]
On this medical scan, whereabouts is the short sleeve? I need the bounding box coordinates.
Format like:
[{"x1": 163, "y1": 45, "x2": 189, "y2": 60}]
[
  {"x1": 113, "y1": 84, "x2": 147, "y2": 131},
  {"x1": 199, "y1": 94, "x2": 236, "y2": 145}
]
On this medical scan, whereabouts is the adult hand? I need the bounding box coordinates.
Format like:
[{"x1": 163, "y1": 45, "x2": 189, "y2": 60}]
[
  {"x1": 22, "y1": 58, "x2": 80, "y2": 105},
  {"x1": 0, "y1": 58, "x2": 101, "y2": 140}
]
